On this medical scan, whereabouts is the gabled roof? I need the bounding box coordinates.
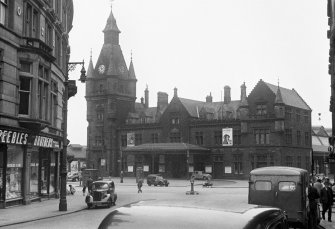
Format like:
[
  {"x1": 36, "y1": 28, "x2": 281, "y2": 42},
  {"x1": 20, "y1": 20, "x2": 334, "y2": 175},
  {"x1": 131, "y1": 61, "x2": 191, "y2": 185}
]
[
  {"x1": 178, "y1": 98, "x2": 240, "y2": 119},
  {"x1": 264, "y1": 82, "x2": 311, "y2": 110}
]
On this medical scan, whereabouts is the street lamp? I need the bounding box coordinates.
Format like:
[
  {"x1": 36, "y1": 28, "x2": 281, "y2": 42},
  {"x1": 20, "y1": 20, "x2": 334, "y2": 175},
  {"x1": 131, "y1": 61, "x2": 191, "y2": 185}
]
[{"x1": 59, "y1": 53, "x2": 86, "y2": 211}]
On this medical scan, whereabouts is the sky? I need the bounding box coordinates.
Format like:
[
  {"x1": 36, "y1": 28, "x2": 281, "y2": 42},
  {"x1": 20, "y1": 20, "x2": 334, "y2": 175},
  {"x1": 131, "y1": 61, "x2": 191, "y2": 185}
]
[{"x1": 68, "y1": 0, "x2": 330, "y2": 145}]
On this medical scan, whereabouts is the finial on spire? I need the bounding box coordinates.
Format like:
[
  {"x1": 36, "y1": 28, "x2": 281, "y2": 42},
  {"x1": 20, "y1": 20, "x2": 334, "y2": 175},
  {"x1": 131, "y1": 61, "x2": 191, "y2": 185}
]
[
  {"x1": 131, "y1": 50, "x2": 133, "y2": 61},
  {"x1": 90, "y1": 48, "x2": 92, "y2": 60},
  {"x1": 277, "y1": 77, "x2": 280, "y2": 87},
  {"x1": 110, "y1": 0, "x2": 114, "y2": 8}
]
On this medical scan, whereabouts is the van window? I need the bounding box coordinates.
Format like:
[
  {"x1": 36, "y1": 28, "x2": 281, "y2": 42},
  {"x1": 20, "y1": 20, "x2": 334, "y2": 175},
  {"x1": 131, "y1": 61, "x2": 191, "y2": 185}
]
[
  {"x1": 279, "y1": 181, "x2": 296, "y2": 191},
  {"x1": 255, "y1": 181, "x2": 272, "y2": 190}
]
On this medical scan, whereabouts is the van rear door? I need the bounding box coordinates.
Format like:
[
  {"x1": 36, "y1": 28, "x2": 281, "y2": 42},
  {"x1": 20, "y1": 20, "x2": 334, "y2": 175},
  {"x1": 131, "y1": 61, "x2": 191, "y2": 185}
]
[{"x1": 248, "y1": 175, "x2": 275, "y2": 206}]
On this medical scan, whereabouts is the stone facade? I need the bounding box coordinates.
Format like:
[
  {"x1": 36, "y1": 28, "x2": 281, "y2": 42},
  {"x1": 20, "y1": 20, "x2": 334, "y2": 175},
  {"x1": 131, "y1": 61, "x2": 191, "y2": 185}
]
[
  {"x1": 86, "y1": 6, "x2": 313, "y2": 179},
  {"x1": 0, "y1": 0, "x2": 73, "y2": 208}
]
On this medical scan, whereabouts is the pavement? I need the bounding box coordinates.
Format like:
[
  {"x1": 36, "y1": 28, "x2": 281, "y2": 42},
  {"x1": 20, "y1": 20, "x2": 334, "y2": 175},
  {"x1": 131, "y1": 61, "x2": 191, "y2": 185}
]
[{"x1": 0, "y1": 178, "x2": 333, "y2": 229}]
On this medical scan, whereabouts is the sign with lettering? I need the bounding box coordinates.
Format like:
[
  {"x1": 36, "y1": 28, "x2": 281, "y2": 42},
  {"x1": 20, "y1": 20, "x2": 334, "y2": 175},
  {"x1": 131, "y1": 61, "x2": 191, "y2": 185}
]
[
  {"x1": 33, "y1": 136, "x2": 54, "y2": 148},
  {"x1": 0, "y1": 129, "x2": 28, "y2": 145}
]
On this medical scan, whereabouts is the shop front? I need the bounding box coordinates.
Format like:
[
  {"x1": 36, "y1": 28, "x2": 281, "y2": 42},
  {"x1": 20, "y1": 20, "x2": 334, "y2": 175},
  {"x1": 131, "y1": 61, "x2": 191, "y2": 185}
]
[
  {"x1": 0, "y1": 128, "x2": 61, "y2": 208},
  {"x1": 0, "y1": 128, "x2": 29, "y2": 208}
]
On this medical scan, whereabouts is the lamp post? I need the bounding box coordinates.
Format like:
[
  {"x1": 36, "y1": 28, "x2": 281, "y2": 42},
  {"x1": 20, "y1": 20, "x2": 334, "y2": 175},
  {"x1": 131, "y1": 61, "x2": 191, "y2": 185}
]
[{"x1": 59, "y1": 52, "x2": 86, "y2": 211}]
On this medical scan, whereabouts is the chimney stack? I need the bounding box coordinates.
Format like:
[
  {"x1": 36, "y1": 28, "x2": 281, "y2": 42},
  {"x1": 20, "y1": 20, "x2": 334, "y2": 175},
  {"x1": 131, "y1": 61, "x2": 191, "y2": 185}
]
[
  {"x1": 157, "y1": 92, "x2": 169, "y2": 111},
  {"x1": 144, "y1": 86, "x2": 149, "y2": 108},
  {"x1": 206, "y1": 92, "x2": 213, "y2": 103},
  {"x1": 224, "y1": 86, "x2": 231, "y2": 104}
]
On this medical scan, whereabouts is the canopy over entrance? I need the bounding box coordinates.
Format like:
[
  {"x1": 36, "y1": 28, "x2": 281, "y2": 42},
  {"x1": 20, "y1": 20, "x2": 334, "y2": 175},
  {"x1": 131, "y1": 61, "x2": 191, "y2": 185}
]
[{"x1": 123, "y1": 142, "x2": 209, "y2": 153}]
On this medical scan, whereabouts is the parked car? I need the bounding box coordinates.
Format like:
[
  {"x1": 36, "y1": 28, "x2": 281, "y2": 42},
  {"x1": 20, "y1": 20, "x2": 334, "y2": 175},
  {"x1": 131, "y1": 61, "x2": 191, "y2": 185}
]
[
  {"x1": 192, "y1": 171, "x2": 211, "y2": 180},
  {"x1": 146, "y1": 174, "x2": 169, "y2": 187},
  {"x1": 98, "y1": 201, "x2": 288, "y2": 229},
  {"x1": 85, "y1": 180, "x2": 117, "y2": 209},
  {"x1": 67, "y1": 172, "x2": 81, "y2": 182}
]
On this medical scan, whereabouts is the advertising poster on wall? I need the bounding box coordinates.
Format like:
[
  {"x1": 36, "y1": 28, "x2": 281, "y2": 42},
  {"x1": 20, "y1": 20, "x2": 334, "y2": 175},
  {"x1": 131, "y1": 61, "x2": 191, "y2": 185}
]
[
  {"x1": 127, "y1": 132, "x2": 135, "y2": 147},
  {"x1": 222, "y1": 128, "x2": 233, "y2": 146}
]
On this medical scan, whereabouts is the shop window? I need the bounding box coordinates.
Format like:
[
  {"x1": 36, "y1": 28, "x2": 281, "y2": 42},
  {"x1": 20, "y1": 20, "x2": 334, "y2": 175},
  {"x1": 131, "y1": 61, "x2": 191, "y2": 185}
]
[
  {"x1": 30, "y1": 151, "x2": 39, "y2": 196},
  {"x1": 49, "y1": 152, "x2": 56, "y2": 194},
  {"x1": 19, "y1": 76, "x2": 31, "y2": 115},
  {"x1": 40, "y1": 153, "x2": 49, "y2": 195},
  {"x1": 0, "y1": 0, "x2": 8, "y2": 25},
  {"x1": 6, "y1": 146, "x2": 23, "y2": 199}
]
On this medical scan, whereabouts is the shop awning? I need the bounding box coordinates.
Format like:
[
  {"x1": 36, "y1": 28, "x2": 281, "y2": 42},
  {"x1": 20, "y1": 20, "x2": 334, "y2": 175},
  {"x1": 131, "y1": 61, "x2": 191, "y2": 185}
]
[{"x1": 123, "y1": 143, "x2": 209, "y2": 152}]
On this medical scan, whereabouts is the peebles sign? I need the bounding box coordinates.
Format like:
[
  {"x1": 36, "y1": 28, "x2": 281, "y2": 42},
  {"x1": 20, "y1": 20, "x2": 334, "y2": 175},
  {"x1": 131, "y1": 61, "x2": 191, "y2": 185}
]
[
  {"x1": 0, "y1": 128, "x2": 57, "y2": 148},
  {"x1": 0, "y1": 129, "x2": 28, "y2": 145}
]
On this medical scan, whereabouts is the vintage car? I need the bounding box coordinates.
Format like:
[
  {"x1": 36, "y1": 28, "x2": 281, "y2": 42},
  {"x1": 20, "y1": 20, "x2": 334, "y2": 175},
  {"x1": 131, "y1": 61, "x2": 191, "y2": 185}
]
[
  {"x1": 249, "y1": 166, "x2": 318, "y2": 229},
  {"x1": 98, "y1": 201, "x2": 289, "y2": 229},
  {"x1": 85, "y1": 180, "x2": 117, "y2": 209},
  {"x1": 192, "y1": 171, "x2": 211, "y2": 180},
  {"x1": 146, "y1": 174, "x2": 169, "y2": 187}
]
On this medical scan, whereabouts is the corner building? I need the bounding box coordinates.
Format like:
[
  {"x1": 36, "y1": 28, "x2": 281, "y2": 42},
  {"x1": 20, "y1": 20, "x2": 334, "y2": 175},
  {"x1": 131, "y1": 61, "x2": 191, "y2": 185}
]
[
  {"x1": 0, "y1": 0, "x2": 74, "y2": 208},
  {"x1": 86, "y1": 7, "x2": 312, "y2": 179}
]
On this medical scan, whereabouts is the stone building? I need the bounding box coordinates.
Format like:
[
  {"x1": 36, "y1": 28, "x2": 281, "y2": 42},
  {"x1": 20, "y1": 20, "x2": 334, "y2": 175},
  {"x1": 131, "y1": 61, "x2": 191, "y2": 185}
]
[
  {"x1": 0, "y1": 0, "x2": 73, "y2": 208},
  {"x1": 86, "y1": 6, "x2": 312, "y2": 179}
]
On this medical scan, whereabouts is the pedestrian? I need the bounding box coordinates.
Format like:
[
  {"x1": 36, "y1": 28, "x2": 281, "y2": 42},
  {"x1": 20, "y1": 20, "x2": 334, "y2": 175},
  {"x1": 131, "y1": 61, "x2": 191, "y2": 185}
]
[
  {"x1": 313, "y1": 178, "x2": 323, "y2": 196},
  {"x1": 320, "y1": 178, "x2": 334, "y2": 222},
  {"x1": 308, "y1": 179, "x2": 320, "y2": 229},
  {"x1": 82, "y1": 185, "x2": 86, "y2": 196},
  {"x1": 87, "y1": 176, "x2": 93, "y2": 194},
  {"x1": 69, "y1": 184, "x2": 76, "y2": 195},
  {"x1": 137, "y1": 179, "x2": 143, "y2": 193}
]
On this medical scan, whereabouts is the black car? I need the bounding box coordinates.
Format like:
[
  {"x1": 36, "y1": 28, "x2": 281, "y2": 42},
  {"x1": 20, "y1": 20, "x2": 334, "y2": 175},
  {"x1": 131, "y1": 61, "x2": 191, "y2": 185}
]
[
  {"x1": 98, "y1": 201, "x2": 288, "y2": 229},
  {"x1": 85, "y1": 180, "x2": 117, "y2": 209},
  {"x1": 146, "y1": 174, "x2": 169, "y2": 187}
]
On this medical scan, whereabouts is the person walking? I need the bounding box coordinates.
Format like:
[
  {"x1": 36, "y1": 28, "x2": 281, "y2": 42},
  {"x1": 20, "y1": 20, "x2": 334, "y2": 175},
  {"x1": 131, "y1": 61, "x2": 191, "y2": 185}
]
[
  {"x1": 313, "y1": 178, "x2": 323, "y2": 196},
  {"x1": 308, "y1": 181, "x2": 320, "y2": 229},
  {"x1": 320, "y1": 178, "x2": 334, "y2": 222},
  {"x1": 137, "y1": 179, "x2": 143, "y2": 193},
  {"x1": 87, "y1": 176, "x2": 94, "y2": 194}
]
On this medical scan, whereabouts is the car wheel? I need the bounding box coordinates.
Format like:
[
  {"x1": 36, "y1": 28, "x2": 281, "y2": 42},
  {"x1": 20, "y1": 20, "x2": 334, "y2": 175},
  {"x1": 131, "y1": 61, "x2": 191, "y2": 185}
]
[
  {"x1": 165, "y1": 184, "x2": 169, "y2": 187},
  {"x1": 87, "y1": 203, "x2": 92, "y2": 209},
  {"x1": 107, "y1": 199, "x2": 112, "y2": 208}
]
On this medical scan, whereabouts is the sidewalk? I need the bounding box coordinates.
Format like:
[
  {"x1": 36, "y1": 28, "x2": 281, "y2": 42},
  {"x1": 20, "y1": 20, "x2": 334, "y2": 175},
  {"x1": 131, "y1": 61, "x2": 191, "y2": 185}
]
[{"x1": 0, "y1": 178, "x2": 333, "y2": 229}]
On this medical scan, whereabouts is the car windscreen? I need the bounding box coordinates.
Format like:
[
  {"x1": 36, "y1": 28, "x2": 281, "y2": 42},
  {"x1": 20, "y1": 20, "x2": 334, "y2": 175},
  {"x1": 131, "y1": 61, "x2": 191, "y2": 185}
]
[{"x1": 93, "y1": 183, "x2": 109, "y2": 190}]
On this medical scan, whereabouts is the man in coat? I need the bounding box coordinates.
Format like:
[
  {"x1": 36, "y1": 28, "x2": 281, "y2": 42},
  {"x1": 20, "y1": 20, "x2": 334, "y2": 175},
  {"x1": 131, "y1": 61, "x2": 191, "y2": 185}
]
[{"x1": 320, "y1": 178, "x2": 334, "y2": 222}]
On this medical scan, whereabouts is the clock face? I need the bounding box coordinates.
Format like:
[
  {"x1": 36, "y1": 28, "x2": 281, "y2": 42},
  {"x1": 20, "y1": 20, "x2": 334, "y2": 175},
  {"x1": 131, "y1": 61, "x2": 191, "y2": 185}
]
[{"x1": 98, "y1": 65, "x2": 105, "y2": 74}]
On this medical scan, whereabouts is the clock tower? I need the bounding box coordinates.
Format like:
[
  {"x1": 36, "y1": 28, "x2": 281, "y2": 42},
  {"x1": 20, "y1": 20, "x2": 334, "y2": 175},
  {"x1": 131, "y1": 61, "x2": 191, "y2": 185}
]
[{"x1": 85, "y1": 4, "x2": 137, "y2": 176}]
